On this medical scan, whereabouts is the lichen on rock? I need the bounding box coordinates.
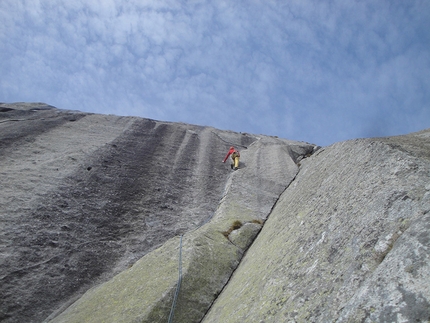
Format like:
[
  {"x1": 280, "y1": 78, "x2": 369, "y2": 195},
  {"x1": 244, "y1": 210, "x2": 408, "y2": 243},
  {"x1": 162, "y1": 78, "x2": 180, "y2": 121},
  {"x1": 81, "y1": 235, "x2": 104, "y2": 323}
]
[{"x1": 1, "y1": 103, "x2": 428, "y2": 323}]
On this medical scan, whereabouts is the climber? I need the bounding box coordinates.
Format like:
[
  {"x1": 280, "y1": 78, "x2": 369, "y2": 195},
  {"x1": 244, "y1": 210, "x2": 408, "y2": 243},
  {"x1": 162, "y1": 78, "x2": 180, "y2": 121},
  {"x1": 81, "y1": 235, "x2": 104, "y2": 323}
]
[{"x1": 223, "y1": 146, "x2": 240, "y2": 170}]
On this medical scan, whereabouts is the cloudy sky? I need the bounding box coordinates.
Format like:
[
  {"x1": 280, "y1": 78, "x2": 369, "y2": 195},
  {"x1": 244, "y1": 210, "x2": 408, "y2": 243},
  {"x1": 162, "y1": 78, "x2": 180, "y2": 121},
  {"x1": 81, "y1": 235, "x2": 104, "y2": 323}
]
[{"x1": 1, "y1": 0, "x2": 429, "y2": 146}]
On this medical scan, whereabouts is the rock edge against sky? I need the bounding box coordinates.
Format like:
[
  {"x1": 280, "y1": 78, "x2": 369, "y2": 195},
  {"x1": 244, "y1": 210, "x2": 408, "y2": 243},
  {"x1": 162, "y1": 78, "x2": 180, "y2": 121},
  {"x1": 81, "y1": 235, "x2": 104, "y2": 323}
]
[{"x1": 0, "y1": 103, "x2": 429, "y2": 323}]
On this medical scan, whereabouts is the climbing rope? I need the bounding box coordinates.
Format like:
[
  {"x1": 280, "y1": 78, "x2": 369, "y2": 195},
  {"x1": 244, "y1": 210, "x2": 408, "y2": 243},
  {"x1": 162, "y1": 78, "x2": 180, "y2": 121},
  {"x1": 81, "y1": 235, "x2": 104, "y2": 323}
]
[
  {"x1": 165, "y1": 133, "x2": 253, "y2": 322},
  {"x1": 168, "y1": 235, "x2": 183, "y2": 323}
]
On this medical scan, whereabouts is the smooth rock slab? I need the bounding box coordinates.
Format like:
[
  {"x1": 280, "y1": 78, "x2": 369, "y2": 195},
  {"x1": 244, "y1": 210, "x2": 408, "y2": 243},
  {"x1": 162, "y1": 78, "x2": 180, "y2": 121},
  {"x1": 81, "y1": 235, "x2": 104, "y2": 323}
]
[
  {"x1": 0, "y1": 103, "x2": 262, "y2": 323},
  {"x1": 201, "y1": 130, "x2": 430, "y2": 323},
  {"x1": 49, "y1": 136, "x2": 315, "y2": 323}
]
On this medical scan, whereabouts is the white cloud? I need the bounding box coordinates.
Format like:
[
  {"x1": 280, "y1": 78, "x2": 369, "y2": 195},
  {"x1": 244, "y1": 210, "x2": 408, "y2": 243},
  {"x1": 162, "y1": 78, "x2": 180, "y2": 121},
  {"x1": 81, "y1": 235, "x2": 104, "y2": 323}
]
[{"x1": 1, "y1": 0, "x2": 429, "y2": 145}]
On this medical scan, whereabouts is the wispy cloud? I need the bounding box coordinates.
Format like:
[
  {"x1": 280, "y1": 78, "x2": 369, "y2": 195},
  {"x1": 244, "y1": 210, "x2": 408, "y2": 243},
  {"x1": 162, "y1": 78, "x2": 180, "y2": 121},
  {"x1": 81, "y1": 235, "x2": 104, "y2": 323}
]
[{"x1": 1, "y1": 0, "x2": 429, "y2": 145}]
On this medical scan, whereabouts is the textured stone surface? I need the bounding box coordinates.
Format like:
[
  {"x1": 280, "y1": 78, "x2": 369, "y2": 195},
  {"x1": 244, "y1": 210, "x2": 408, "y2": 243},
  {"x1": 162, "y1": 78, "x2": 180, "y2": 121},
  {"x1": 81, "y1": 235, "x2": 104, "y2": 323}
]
[
  {"x1": 0, "y1": 103, "x2": 258, "y2": 322},
  {"x1": 50, "y1": 136, "x2": 314, "y2": 323},
  {"x1": 201, "y1": 131, "x2": 430, "y2": 323},
  {"x1": 228, "y1": 222, "x2": 262, "y2": 250},
  {"x1": 0, "y1": 103, "x2": 315, "y2": 323},
  {"x1": 2, "y1": 102, "x2": 429, "y2": 323}
]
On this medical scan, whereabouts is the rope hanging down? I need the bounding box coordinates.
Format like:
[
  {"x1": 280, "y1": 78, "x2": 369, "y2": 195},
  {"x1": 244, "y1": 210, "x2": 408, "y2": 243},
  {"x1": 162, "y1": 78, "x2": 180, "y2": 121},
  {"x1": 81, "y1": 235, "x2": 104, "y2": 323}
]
[
  {"x1": 168, "y1": 235, "x2": 183, "y2": 323},
  {"x1": 167, "y1": 133, "x2": 250, "y2": 322}
]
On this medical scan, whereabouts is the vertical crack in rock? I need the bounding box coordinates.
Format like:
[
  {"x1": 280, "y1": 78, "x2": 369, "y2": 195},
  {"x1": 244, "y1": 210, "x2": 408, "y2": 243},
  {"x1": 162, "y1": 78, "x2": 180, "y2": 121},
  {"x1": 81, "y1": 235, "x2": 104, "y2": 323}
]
[
  {"x1": 1, "y1": 103, "x2": 262, "y2": 323},
  {"x1": 198, "y1": 146, "x2": 313, "y2": 322},
  {"x1": 47, "y1": 136, "x2": 315, "y2": 323},
  {"x1": 5, "y1": 103, "x2": 428, "y2": 323},
  {"x1": 200, "y1": 132, "x2": 430, "y2": 323}
]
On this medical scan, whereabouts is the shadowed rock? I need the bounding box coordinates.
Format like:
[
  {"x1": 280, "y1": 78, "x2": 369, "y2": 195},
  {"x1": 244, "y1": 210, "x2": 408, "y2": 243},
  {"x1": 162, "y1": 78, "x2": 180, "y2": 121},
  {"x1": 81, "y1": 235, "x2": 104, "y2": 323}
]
[
  {"x1": 0, "y1": 103, "x2": 314, "y2": 322},
  {"x1": 1, "y1": 102, "x2": 429, "y2": 323},
  {"x1": 49, "y1": 135, "x2": 313, "y2": 323}
]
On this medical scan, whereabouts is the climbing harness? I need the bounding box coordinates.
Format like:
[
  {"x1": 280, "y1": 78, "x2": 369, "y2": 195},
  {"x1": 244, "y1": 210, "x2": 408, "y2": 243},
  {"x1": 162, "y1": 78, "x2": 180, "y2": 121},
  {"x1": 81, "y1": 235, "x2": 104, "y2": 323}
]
[{"x1": 168, "y1": 235, "x2": 183, "y2": 323}]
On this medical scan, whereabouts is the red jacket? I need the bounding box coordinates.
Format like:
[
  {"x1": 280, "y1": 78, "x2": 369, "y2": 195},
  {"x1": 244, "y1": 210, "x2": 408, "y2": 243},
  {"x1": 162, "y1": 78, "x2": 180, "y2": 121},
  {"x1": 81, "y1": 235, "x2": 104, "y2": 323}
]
[{"x1": 223, "y1": 147, "x2": 239, "y2": 162}]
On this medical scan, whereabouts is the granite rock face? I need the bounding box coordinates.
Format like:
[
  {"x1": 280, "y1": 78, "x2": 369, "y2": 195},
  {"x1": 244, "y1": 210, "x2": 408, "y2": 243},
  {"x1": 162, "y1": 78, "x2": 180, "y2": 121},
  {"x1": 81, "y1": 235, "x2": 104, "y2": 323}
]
[
  {"x1": 0, "y1": 103, "x2": 314, "y2": 322},
  {"x1": 49, "y1": 134, "x2": 310, "y2": 323},
  {"x1": 202, "y1": 131, "x2": 430, "y2": 323},
  {"x1": 1, "y1": 103, "x2": 429, "y2": 323}
]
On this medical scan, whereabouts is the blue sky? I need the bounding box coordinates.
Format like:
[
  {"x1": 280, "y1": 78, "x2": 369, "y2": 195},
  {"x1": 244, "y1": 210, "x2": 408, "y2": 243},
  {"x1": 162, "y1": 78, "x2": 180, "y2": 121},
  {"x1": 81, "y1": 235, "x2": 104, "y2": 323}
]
[{"x1": 1, "y1": 0, "x2": 429, "y2": 146}]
